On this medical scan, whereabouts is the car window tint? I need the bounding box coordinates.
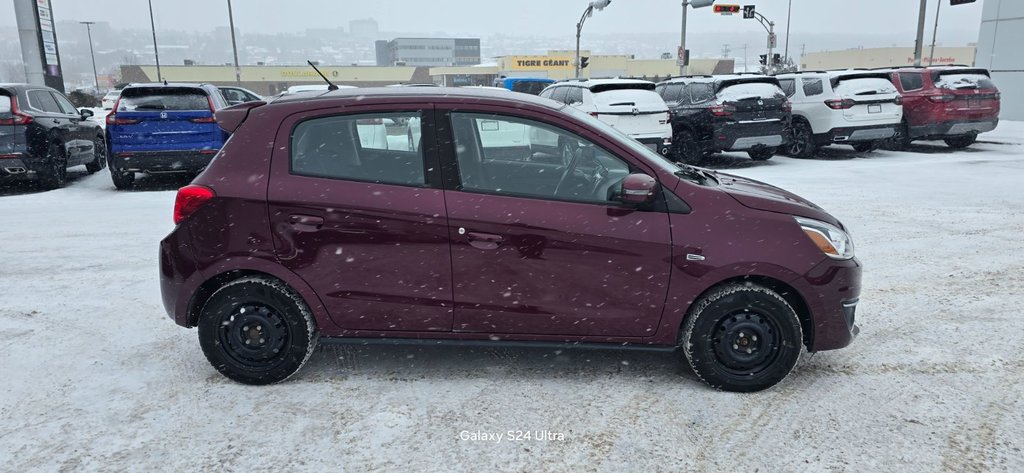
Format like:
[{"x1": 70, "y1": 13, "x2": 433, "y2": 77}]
[
  {"x1": 27, "y1": 89, "x2": 61, "y2": 113},
  {"x1": 221, "y1": 89, "x2": 242, "y2": 102},
  {"x1": 658, "y1": 84, "x2": 681, "y2": 103},
  {"x1": 778, "y1": 78, "x2": 796, "y2": 97},
  {"x1": 549, "y1": 87, "x2": 568, "y2": 103},
  {"x1": 290, "y1": 111, "x2": 426, "y2": 186},
  {"x1": 688, "y1": 83, "x2": 714, "y2": 103},
  {"x1": 450, "y1": 112, "x2": 631, "y2": 205},
  {"x1": 51, "y1": 92, "x2": 79, "y2": 115},
  {"x1": 565, "y1": 87, "x2": 584, "y2": 105},
  {"x1": 897, "y1": 73, "x2": 923, "y2": 91},
  {"x1": 802, "y1": 78, "x2": 824, "y2": 97}
]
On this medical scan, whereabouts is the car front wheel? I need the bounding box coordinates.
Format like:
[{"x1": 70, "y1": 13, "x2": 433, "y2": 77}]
[
  {"x1": 198, "y1": 276, "x2": 319, "y2": 385},
  {"x1": 683, "y1": 283, "x2": 803, "y2": 392}
]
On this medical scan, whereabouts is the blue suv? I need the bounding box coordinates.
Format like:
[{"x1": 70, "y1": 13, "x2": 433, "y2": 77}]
[{"x1": 105, "y1": 83, "x2": 228, "y2": 189}]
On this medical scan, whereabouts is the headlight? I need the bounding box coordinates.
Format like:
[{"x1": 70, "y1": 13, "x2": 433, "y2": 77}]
[{"x1": 795, "y1": 217, "x2": 854, "y2": 260}]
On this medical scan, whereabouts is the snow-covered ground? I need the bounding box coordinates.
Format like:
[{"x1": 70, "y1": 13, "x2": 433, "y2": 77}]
[{"x1": 1, "y1": 123, "x2": 1023, "y2": 471}]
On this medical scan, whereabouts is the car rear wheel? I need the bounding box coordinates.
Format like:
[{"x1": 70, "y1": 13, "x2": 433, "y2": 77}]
[
  {"x1": 39, "y1": 142, "x2": 67, "y2": 190},
  {"x1": 747, "y1": 147, "x2": 776, "y2": 161},
  {"x1": 198, "y1": 276, "x2": 319, "y2": 385},
  {"x1": 885, "y1": 121, "x2": 912, "y2": 151},
  {"x1": 682, "y1": 283, "x2": 803, "y2": 392},
  {"x1": 944, "y1": 134, "x2": 977, "y2": 150},
  {"x1": 851, "y1": 142, "x2": 879, "y2": 153},
  {"x1": 85, "y1": 136, "x2": 107, "y2": 174},
  {"x1": 786, "y1": 121, "x2": 817, "y2": 159},
  {"x1": 110, "y1": 169, "x2": 135, "y2": 190},
  {"x1": 672, "y1": 129, "x2": 700, "y2": 164}
]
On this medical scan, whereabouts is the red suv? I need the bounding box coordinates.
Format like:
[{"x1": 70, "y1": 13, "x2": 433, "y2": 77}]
[
  {"x1": 160, "y1": 88, "x2": 861, "y2": 392},
  {"x1": 884, "y1": 66, "x2": 1000, "y2": 149}
]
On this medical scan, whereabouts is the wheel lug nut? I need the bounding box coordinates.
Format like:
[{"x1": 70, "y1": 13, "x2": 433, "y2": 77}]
[
  {"x1": 733, "y1": 344, "x2": 739, "y2": 350},
  {"x1": 259, "y1": 338, "x2": 265, "y2": 344},
  {"x1": 244, "y1": 340, "x2": 250, "y2": 345},
  {"x1": 752, "y1": 335, "x2": 758, "y2": 342},
  {"x1": 242, "y1": 325, "x2": 249, "y2": 331}
]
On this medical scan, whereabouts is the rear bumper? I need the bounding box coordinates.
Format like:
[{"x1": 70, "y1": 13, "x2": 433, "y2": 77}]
[
  {"x1": 109, "y1": 150, "x2": 217, "y2": 173},
  {"x1": 817, "y1": 124, "x2": 895, "y2": 144},
  {"x1": 709, "y1": 120, "x2": 787, "y2": 151},
  {"x1": 910, "y1": 119, "x2": 998, "y2": 139},
  {"x1": 1, "y1": 152, "x2": 46, "y2": 180},
  {"x1": 790, "y1": 256, "x2": 862, "y2": 352},
  {"x1": 634, "y1": 135, "x2": 673, "y2": 155}
]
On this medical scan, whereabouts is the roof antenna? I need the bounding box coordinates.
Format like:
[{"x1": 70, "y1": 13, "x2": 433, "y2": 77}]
[
  {"x1": 307, "y1": 60, "x2": 338, "y2": 91},
  {"x1": 163, "y1": 79, "x2": 168, "y2": 85}
]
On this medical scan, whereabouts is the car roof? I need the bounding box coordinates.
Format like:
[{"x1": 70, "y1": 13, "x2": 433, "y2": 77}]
[
  {"x1": 0, "y1": 83, "x2": 55, "y2": 92},
  {"x1": 267, "y1": 86, "x2": 562, "y2": 111},
  {"x1": 123, "y1": 82, "x2": 215, "y2": 91}
]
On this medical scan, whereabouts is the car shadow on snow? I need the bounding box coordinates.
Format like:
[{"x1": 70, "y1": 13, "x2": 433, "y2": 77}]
[
  {"x1": 119, "y1": 173, "x2": 195, "y2": 193},
  {"x1": 0, "y1": 166, "x2": 93, "y2": 197},
  {"x1": 293, "y1": 343, "x2": 703, "y2": 385}
]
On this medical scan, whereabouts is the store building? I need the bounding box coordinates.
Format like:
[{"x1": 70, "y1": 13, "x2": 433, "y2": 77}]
[
  {"x1": 800, "y1": 46, "x2": 977, "y2": 71},
  {"x1": 976, "y1": 0, "x2": 1023, "y2": 120},
  {"x1": 374, "y1": 38, "x2": 481, "y2": 67}
]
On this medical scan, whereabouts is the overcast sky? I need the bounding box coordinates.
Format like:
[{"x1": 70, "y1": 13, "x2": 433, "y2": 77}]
[{"x1": 1, "y1": 0, "x2": 985, "y2": 41}]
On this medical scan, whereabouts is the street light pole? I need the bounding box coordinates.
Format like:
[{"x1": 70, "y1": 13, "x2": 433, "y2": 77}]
[
  {"x1": 928, "y1": 0, "x2": 941, "y2": 66},
  {"x1": 679, "y1": 1, "x2": 688, "y2": 76},
  {"x1": 913, "y1": 0, "x2": 928, "y2": 66},
  {"x1": 80, "y1": 21, "x2": 99, "y2": 92},
  {"x1": 227, "y1": 0, "x2": 241, "y2": 83},
  {"x1": 574, "y1": 0, "x2": 610, "y2": 79},
  {"x1": 783, "y1": 0, "x2": 793, "y2": 65},
  {"x1": 148, "y1": 0, "x2": 162, "y2": 81}
]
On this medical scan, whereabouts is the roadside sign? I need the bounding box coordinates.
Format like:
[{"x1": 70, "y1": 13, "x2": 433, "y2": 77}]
[
  {"x1": 743, "y1": 5, "x2": 755, "y2": 19},
  {"x1": 768, "y1": 32, "x2": 777, "y2": 49},
  {"x1": 713, "y1": 4, "x2": 740, "y2": 14},
  {"x1": 677, "y1": 47, "x2": 690, "y2": 66}
]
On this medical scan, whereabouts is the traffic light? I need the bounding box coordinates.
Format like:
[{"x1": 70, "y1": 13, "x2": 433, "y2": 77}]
[
  {"x1": 580, "y1": 56, "x2": 590, "y2": 69},
  {"x1": 759, "y1": 54, "x2": 767, "y2": 66},
  {"x1": 713, "y1": 4, "x2": 741, "y2": 14},
  {"x1": 772, "y1": 53, "x2": 781, "y2": 66}
]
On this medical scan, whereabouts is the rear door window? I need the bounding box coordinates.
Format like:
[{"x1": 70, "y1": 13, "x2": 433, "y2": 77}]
[
  {"x1": 290, "y1": 111, "x2": 426, "y2": 187},
  {"x1": 897, "y1": 73, "x2": 923, "y2": 91},
  {"x1": 778, "y1": 78, "x2": 796, "y2": 97},
  {"x1": 802, "y1": 78, "x2": 824, "y2": 97},
  {"x1": 117, "y1": 88, "x2": 211, "y2": 111},
  {"x1": 27, "y1": 89, "x2": 62, "y2": 114}
]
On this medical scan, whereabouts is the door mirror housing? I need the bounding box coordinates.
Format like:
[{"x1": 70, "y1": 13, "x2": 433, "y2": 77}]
[
  {"x1": 618, "y1": 173, "x2": 658, "y2": 205},
  {"x1": 79, "y1": 108, "x2": 94, "y2": 118}
]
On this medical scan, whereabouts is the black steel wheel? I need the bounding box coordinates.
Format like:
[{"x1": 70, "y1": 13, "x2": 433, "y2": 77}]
[
  {"x1": 683, "y1": 283, "x2": 803, "y2": 392},
  {"x1": 198, "y1": 276, "x2": 318, "y2": 385}
]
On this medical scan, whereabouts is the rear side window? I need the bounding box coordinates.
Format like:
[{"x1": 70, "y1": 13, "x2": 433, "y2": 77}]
[
  {"x1": 565, "y1": 87, "x2": 584, "y2": 104},
  {"x1": 658, "y1": 84, "x2": 685, "y2": 103},
  {"x1": 290, "y1": 111, "x2": 426, "y2": 187},
  {"x1": 802, "y1": 78, "x2": 824, "y2": 97},
  {"x1": 688, "y1": 83, "x2": 714, "y2": 103},
  {"x1": 778, "y1": 79, "x2": 796, "y2": 97},
  {"x1": 27, "y1": 89, "x2": 61, "y2": 113},
  {"x1": 549, "y1": 87, "x2": 568, "y2": 103},
  {"x1": 897, "y1": 73, "x2": 924, "y2": 91},
  {"x1": 117, "y1": 88, "x2": 211, "y2": 111}
]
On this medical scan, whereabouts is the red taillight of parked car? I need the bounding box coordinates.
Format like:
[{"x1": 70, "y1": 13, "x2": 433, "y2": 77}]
[
  {"x1": 782, "y1": 100, "x2": 792, "y2": 113},
  {"x1": 926, "y1": 94, "x2": 956, "y2": 103},
  {"x1": 0, "y1": 96, "x2": 34, "y2": 126},
  {"x1": 190, "y1": 117, "x2": 217, "y2": 123},
  {"x1": 894, "y1": 95, "x2": 903, "y2": 105},
  {"x1": 825, "y1": 98, "x2": 856, "y2": 110},
  {"x1": 105, "y1": 98, "x2": 141, "y2": 125},
  {"x1": 709, "y1": 104, "x2": 736, "y2": 116},
  {"x1": 173, "y1": 185, "x2": 216, "y2": 224}
]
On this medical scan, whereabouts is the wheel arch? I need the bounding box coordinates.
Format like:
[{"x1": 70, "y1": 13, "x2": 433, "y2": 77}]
[
  {"x1": 677, "y1": 275, "x2": 813, "y2": 349},
  {"x1": 184, "y1": 269, "x2": 331, "y2": 333}
]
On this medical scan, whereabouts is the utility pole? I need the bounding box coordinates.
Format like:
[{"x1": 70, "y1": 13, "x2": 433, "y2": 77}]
[
  {"x1": 743, "y1": 43, "x2": 748, "y2": 72},
  {"x1": 928, "y1": 0, "x2": 941, "y2": 66},
  {"x1": 227, "y1": 0, "x2": 241, "y2": 83},
  {"x1": 148, "y1": 0, "x2": 162, "y2": 81},
  {"x1": 680, "y1": 1, "x2": 689, "y2": 75},
  {"x1": 80, "y1": 21, "x2": 99, "y2": 91},
  {"x1": 721, "y1": 44, "x2": 731, "y2": 59},
  {"x1": 913, "y1": 0, "x2": 928, "y2": 66}
]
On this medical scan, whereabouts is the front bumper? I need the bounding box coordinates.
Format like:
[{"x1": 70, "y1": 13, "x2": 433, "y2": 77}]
[
  {"x1": 109, "y1": 150, "x2": 217, "y2": 174},
  {"x1": 710, "y1": 120, "x2": 787, "y2": 151},
  {"x1": 910, "y1": 119, "x2": 998, "y2": 139},
  {"x1": 790, "y1": 256, "x2": 862, "y2": 352},
  {"x1": 819, "y1": 124, "x2": 895, "y2": 144}
]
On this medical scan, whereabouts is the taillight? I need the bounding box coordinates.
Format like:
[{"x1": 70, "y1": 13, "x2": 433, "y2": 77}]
[
  {"x1": 927, "y1": 94, "x2": 955, "y2": 103},
  {"x1": 825, "y1": 98, "x2": 856, "y2": 110},
  {"x1": 589, "y1": 112, "x2": 600, "y2": 118},
  {"x1": 894, "y1": 95, "x2": 903, "y2": 106},
  {"x1": 782, "y1": 100, "x2": 792, "y2": 113},
  {"x1": 106, "y1": 114, "x2": 140, "y2": 125},
  {"x1": 659, "y1": 111, "x2": 670, "y2": 124},
  {"x1": 709, "y1": 104, "x2": 736, "y2": 116},
  {"x1": 0, "y1": 96, "x2": 34, "y2": 126},
  {"x1": 190, "y1": 117, "x2": 217, "y2": 123},
  {"x1": 173, "y1": 185, "x2": 215, "y2": 224},
  {"x1": 994, "y1": 92, "x2": 1001, "y2": 100}
]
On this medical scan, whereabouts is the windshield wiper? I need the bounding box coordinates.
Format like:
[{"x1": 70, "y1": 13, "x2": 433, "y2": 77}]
[{"x1": 674, "y1": 164, "x2": 716, "y2": 185}]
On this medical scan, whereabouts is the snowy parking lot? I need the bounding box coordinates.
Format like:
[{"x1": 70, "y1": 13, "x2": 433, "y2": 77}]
[{"x1": 2, "y1": 123, "x2": 1023, "y2": 471}]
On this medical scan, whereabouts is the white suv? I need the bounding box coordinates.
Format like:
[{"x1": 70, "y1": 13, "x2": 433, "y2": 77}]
[
  {"x1": 540, "y1": 79, "x2": 672, "y2": 156},
  {"x1": 776, "y1": 71, "x2": 903, "y2": 157}
]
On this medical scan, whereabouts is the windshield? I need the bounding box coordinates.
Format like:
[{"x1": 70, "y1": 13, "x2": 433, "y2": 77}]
[
  {"x1": 833, "y1": 77, "x2": 897, "y2": 97},
  {"x1": 592, "y1": 89, "x2": 668, "y2": 110},
  {"x1": 589, "y1": 82, "x2": 656, "y2": 94},
  {"x1": 718, "y1": 82, "x2": 786, "y2": 102},
  {"x1": 117, "y1": 88, "x2": 210, "y2": 111},
  {"x1": 935, "y1": 73, "x2": 996, "y2": 90}
]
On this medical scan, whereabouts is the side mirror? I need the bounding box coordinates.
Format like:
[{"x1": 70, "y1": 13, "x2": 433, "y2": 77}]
[
  {"x1": 618, "y1": 173, "x2": 658, "y2": 205},
  {"x1": 79, "y1": 109, "x2": 94, "y2": 118}
]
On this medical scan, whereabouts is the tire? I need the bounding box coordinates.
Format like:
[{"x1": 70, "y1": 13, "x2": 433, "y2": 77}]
[
  {"x1": 885, "y1": 121, "x2": 912, "y2": 151},
  {"x1": 110, "y1": 169, "x2": 135, "y2": 190},
  {"x1": 672, "y1": 129, "x2": 701, "y2": 164},
  {"x1": 786, "y1": 120, "x2": 817, "y2": 159},
  {"x1": 682, "y1": 283, "x2": 803, "y2": 392},
  {"x1": 851, "y1": 141, "x2": 878, "y2": 153},
  {"x1": 39, "y1": 141, "x2": 67, "y2": 190},
  {"x1": 85, "y1": 136, "x2": 107, "y2": 174},
  {"x1": 747, "y1": 147, "x2": 776, "y2": 161},
  {"x1": 944, "y1": 134, "x2": 977, "y2": 150},
  {"x1": 197, "y1": 276, "x2": 319, "y2": 385}
]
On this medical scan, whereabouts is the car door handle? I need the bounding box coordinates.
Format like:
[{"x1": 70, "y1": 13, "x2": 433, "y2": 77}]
[
  {"x1": 288, "y1": 214, "x2": 324, "y2": 231},
  {"x1": 465, "y1": 231, "x2": 503, "y2": 250}
]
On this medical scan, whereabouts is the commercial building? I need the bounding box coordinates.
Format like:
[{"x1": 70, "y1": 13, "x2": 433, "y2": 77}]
[
  {"x1": 800, "y1": 46, "x2": 977, "y2": 71},
  {"x1": 375, "y1": 38, "x2": 481, "y2": 67},
  {"x1": 976, "y1": 0, "x2": 1023, "y2": 120}
]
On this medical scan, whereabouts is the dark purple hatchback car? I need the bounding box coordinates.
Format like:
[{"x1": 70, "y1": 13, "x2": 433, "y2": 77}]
[{"x1": 160, "y1": 87, "x2": 861, "y2": 392}]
